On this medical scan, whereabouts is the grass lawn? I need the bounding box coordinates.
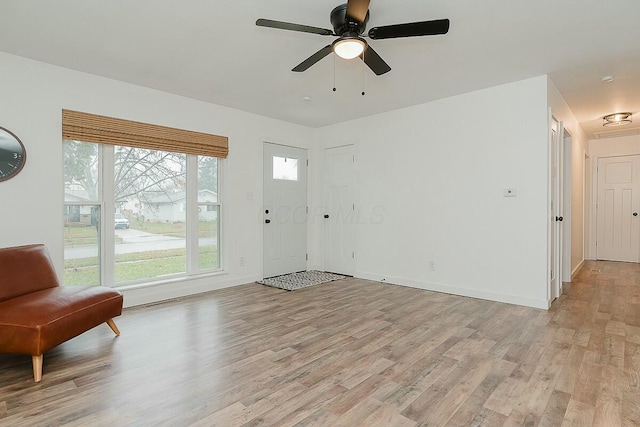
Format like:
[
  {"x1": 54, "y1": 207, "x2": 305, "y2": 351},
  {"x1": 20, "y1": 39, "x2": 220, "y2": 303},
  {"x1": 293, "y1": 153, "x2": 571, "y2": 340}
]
[
  {"x1": 64, "y1": 225, "x2": 99, "y2": 247},
  {"x1": 64, "y1": 247, "x2": 219, "y2": 286},
  {"x1": 132, "y1": 221, "x2": 186, "y2": 238},
  {"x1": 64, "y1": 225, "x2": 123, "y2": 247},
  {"x1": 133, "y1": 221, "x2": 217, "y2": 238}
]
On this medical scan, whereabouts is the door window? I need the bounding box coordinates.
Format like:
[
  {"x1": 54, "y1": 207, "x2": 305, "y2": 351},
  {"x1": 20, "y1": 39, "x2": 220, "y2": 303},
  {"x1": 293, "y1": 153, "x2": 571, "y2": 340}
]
[{"x1": 273, "y1": 156, "x2": 298, "y2": 181}]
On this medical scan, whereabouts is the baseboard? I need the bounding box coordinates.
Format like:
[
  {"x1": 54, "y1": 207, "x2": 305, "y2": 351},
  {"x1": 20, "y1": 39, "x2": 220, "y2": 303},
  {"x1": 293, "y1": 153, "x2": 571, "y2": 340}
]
[
  {"x1": 121, "y1": 273, "x2": 261, "y2": 308},
  {"x1": 356, "y1": 272, "x2": 550, "y2": 310},
  {"x1": 571, "y1": 259, "x2": 585, "y2": 280},
  {"x1": 121, "y1": 270, "x2": 551, "y2": 310}
]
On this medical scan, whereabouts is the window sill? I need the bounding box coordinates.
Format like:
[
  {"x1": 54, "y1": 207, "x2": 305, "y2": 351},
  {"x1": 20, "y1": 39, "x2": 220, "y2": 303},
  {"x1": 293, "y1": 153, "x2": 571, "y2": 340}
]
[{"x1": 113, "y1": 269, "x2": 228, "y2": 292}]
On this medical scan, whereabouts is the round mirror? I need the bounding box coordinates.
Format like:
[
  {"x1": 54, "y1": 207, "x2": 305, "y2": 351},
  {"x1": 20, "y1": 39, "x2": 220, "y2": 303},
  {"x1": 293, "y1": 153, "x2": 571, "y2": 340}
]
[{"x1": 0, "y1": 126, "x2": 26, "y2": 182}]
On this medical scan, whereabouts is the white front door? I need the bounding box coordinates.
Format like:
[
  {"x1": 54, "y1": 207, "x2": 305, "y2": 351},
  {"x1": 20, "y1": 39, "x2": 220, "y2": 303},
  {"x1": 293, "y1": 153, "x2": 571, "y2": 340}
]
[
  {"x1": 263, "y1": 143, "x2": 307, "y2": 278},
  {"x1": 323, "y1": 145, "x2": 355, "y2": 275},
  {"x1": 596, "y1": 155, "x2": 640, "y2": 262}
]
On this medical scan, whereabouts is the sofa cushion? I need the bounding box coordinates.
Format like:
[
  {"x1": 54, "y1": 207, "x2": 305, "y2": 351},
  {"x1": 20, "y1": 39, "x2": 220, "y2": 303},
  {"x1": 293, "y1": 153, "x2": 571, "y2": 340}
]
[
  {"x1": 0, "y1": 286, "x2": 123, "y2": 355},
  {"x1": 0, "y1": 244, "x2": 60, "y2": 303}
]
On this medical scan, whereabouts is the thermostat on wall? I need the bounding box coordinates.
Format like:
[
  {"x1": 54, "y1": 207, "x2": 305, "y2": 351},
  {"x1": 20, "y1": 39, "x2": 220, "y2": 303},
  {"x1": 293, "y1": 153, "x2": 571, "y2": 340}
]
[{"x1": 503, "y1": 188, "x2": 517, "y2": 197}]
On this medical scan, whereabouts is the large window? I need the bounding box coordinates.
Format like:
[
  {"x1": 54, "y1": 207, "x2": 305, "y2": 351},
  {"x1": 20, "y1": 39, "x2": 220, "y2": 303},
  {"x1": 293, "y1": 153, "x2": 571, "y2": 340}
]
[{"x1": 64, "y1": 140, "x2": 221, "y2": 287}]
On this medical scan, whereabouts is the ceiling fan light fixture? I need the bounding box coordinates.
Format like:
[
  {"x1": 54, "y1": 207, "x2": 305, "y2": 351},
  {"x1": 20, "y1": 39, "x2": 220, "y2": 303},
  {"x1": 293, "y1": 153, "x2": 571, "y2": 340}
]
[
  {"x1": 603, "y1": 112, "x2": 632, "y2": 127},
  {"x1": 333, "y1": 37, "x2": 366, "y2": 60}
]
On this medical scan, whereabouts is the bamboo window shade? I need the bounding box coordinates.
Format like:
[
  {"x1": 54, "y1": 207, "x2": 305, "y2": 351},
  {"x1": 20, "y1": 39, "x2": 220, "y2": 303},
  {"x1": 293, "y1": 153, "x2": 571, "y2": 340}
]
[{"x1": 62, "y1": 109, "x2": 228, "y2": 158}]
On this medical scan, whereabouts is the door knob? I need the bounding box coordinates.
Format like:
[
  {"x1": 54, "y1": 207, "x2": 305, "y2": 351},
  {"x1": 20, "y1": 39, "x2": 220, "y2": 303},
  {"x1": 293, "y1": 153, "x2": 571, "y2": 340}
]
[
  {"x1": 324, "y1": 214, "x2": 329, "y2": 219},
  {"x1": 265, "y1": 219, "x2": 271, "y2": 224},
  {"x1": 634, "y1": 212, "x2": 638, "y2": 217}
]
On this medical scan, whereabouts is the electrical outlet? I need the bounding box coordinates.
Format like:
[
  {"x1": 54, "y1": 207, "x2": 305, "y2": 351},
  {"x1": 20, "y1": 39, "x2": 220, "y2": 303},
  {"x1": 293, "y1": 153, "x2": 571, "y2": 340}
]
[{"x1": 429, "y1": 261, "x2": 435, "y2": 271}]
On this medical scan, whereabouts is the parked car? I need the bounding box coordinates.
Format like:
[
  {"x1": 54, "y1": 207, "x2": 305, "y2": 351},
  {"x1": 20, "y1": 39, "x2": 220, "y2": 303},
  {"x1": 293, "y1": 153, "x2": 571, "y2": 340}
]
[{"x1": 114, "y1": 213, "x2": 130, "y2": 229}]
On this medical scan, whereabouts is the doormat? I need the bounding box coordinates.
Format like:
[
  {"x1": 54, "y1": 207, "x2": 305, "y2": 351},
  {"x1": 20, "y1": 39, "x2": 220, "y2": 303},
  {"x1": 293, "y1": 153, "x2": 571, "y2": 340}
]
[{"x1": 257, "y1": 270, "x2": 346, "y2": 291}]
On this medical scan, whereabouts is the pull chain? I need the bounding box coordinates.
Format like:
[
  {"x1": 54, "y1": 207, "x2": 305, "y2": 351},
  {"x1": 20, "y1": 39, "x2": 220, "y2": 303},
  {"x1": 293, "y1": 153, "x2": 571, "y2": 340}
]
[
  {"x1": 361, "y1": 50, "x2": 366, "y2": 96},
  {"x1": 333, "y1": 53, "x2": 337, "y2": 92}
]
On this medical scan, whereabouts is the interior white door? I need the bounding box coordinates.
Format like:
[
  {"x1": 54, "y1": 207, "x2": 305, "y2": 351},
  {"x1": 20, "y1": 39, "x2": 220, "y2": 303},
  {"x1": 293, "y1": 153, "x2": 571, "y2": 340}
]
[
  {"x1": 596, "y1": 155, "x2": 640, "y2": 262},
  {"x1": 549, "y1": 119, "x2": 564, "y2": 301},
  {"x1": 323, "y1": 145, "x2": 355, "y2": 275},
  {"x1": 263, "y1": 143, "x2": 307, "y2": 278}
]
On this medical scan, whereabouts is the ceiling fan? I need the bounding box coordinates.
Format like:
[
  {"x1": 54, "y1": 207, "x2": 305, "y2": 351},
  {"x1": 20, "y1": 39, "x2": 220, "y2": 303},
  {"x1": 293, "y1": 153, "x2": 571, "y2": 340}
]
[{"x1": 256, "y1": 0, "x2": 450, "y2": 76}]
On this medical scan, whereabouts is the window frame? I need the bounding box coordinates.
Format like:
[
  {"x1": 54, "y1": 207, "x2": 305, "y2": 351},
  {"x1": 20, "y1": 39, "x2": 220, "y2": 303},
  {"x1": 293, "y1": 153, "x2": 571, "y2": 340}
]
[{"x1": 64, "y1": 141, "x2": 224, "y2": 289}]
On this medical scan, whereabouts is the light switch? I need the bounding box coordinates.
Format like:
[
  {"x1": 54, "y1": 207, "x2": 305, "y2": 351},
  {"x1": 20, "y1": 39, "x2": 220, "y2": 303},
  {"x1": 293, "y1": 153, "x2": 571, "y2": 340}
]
[{"x1": 504, "y1": 188, "x2": 517, "y2": 197}]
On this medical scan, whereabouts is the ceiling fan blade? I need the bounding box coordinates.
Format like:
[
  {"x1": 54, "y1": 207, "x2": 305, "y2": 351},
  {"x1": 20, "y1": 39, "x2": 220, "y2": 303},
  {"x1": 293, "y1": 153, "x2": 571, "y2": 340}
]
[
  {"x1": 292, "y1": 45, "x2": 333, "y2": 72},
  {"x1": 346, "y1": 0, "x2": 370, "y2": 23},
  {"x1": 256, "y1": 18, "x2": 334, "y2": 36},
  {"x1": 360, "y1": 45, "x2": 391, "y2": 76},
  {"x1": 368, "y1": 19, "x2": 450, "y2": 39}
]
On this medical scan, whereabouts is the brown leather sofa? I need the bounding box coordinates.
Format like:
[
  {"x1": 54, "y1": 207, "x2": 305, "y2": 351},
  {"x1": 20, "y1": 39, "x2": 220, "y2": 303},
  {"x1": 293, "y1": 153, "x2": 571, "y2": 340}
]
[{"x1": 0, "y1": 244, "x2": 123, "y2": 382}]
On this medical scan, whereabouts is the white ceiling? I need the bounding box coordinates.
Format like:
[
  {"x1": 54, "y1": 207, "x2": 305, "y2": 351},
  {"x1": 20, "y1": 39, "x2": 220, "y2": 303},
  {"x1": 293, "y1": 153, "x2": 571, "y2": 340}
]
[{"x1": 1, "y1": 0, "x2": 640, "y2": 137}]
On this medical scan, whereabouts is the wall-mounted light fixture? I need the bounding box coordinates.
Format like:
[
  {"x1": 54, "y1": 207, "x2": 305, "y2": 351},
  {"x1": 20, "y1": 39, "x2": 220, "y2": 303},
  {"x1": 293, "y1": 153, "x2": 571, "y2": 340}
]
[{"x1": 603, "y1": 112, "x2": 632, "y2": 127}]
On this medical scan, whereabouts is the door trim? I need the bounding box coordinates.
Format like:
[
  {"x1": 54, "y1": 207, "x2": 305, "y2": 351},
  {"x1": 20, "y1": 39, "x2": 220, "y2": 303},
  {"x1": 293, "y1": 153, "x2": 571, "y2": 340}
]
[{"x1": 548, "y1": 113, "x2": 565, "y2": 305}]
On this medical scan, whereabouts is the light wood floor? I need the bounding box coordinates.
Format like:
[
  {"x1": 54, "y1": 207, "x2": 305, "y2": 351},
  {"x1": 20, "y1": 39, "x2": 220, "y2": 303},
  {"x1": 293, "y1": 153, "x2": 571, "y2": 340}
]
[{"x1": 1, "y1": 260, "x2": 639, "y2": 426}]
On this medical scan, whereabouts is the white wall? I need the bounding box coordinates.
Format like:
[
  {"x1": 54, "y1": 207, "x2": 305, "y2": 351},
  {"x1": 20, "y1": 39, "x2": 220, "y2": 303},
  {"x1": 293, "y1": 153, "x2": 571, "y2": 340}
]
[
  {"x1": 0, "y1": 51, "x2": 563, "y2": 309},
  {"x1": 0, "y1": 52, "x2": 312, "y2": 307},
  {"x1": 589, "y1": 134, "x2": 640, "y2": 157},
  {"x1": 588, "y1": 134, "x2": 640, "y2": 257},
  {"x1": 311, "y1": 76, "x2": 551, "y2": 308},
  {"x1": 547, "y1": 78, "x2": 589, "y2": 277}
]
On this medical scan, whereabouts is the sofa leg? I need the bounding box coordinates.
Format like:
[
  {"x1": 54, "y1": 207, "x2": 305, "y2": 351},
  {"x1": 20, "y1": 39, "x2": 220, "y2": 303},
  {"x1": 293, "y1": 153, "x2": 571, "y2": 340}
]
[
  {"x1": 32, "y1": 355, "x2": 43, "y2": 382},
  {"x1": 106, "y1": 319, "x2": 121, "y2": 336}
]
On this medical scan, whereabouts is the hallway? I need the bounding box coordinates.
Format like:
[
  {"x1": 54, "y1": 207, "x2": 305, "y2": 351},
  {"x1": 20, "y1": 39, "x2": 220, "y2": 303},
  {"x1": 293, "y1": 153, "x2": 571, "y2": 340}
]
[{"x1": 552, "y1": 260, "x2": 640, "y2": 425}]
